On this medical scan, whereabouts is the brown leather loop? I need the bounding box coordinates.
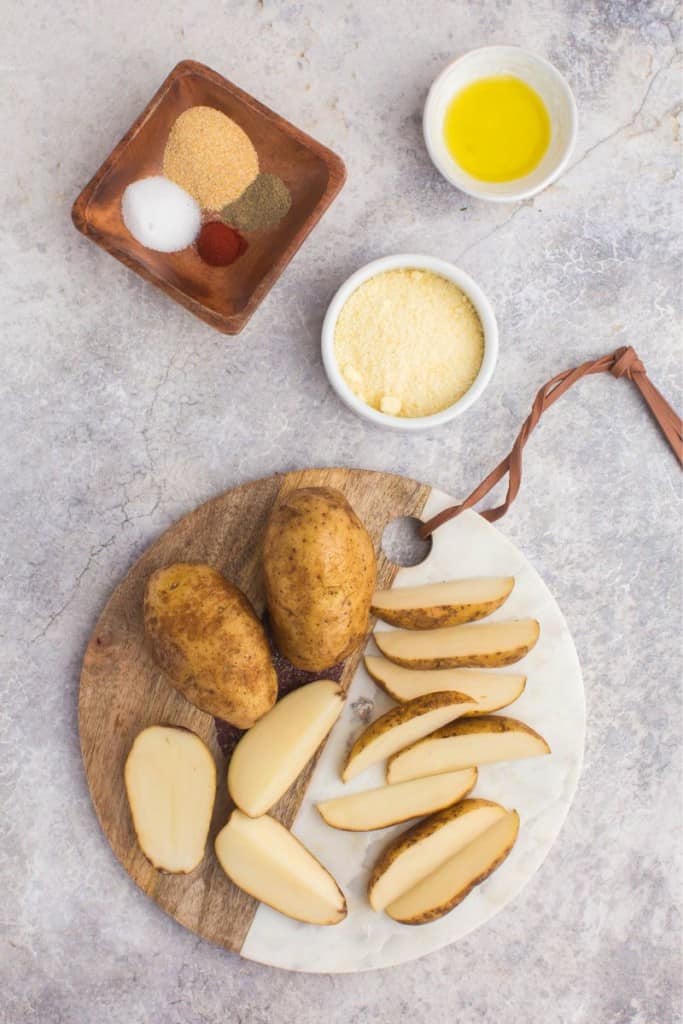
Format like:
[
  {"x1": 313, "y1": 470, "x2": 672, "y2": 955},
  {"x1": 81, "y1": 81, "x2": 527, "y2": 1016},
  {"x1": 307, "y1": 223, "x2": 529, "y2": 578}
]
[{"x1": 420, "y1": 346, "x2": 683, "y2": 538}]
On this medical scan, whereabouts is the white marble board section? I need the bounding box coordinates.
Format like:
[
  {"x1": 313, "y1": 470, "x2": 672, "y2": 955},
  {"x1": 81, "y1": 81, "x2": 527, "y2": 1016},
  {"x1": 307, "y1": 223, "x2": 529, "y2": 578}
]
[{"x1": 241, "y1": 490, "x2": 586, "y2": 972}]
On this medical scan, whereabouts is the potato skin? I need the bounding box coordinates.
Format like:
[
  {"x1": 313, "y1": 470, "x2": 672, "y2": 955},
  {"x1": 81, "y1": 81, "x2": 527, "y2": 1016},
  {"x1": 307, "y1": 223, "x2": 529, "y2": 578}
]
[
  {"x1": 424, "y1": 714, "x2": 551, "y2": 747},
  {"x1": 342, "y1": 691, "x2": 475, "y2": 778},
  {"x1": 389, "y1": 810, "x2": 520, "y2": 924},
  {"x1": 368, "y1": 798, "x2": 503, "y2": 901},
  {"x1": 263, "y1": 487, "x2": 376, "y2": 671},
  {"x1": 370, "y1": 592, "x2": 512, "y2": 631},
  {"x1": 144, "y1": 563, "x2": 277, "y2": 728}
]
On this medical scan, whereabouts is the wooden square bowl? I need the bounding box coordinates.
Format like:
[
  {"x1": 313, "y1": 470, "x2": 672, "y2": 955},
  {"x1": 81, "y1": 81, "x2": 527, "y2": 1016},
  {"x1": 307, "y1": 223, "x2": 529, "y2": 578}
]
[{"x1": 72, "y1": 61, "x2": 346, "y2": 334}]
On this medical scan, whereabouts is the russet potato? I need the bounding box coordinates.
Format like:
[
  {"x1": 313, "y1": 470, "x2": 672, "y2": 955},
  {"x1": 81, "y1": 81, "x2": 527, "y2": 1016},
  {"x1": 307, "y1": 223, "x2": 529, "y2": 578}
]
[
  {"x1": 124, "y1": 725, "x2": 216, "y2": 873},
  {"x1": 317, "y1": 768, "x2": 477, "y2": 831},
  {"x1": 374, "y1": 618, "x2": 540, "y2": 670},
  {"x1": 368, "y1": 798, "x2": 508, "y2": 911},
  {"x1": 342, "y1": 691, "x2": 479, "y2": 783},
  {"x1": 386, "y1": 810, "x2": 520, "y2": 924},
  {"x1": 387, "y1": 714, "x2": 551, "y2": 783},
  {"x1": 228, "y1": 679, "x2": 344, "y2": 817},
  {"x1": 215, "y1": 811, "x2": 347, "y2": 925},
  {"x1": 364, "y1": 655, "x2": 526, "y2": 711},
  {"x1": 263, "y1": 487, "x2": 376, "y2": 671},
  {"x1": 144, "y1": 563, "x2": 277, "y2": 728},
  {"x1": 371, "y1": 577, "x2": 514, "y2": 629}
]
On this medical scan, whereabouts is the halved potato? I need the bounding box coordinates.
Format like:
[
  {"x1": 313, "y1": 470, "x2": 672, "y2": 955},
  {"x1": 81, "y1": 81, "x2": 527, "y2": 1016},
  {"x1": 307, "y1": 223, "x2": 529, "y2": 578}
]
[
  {"x1": 387, "y1": 809, "x2": 520, "y2": 923},
  {"x1": 317, "y1": 768, "x2": 477, "y2": 831},
  {"x1": 374, "y1": 619, "x2": 540, "y2": 670},
  {"x1": 368, "y1": 799, "x2": 507, "y2": 911},
  {"x1": 387, "y1": 715, "x2": 551, "y2": 783},
  {"x1": 124, "y1": 725, "x2": 216, "y2": 873},
  {"x1": 215, "y1": 811, "x2": 346, "y2": 925},
  {"x1": 341, "y1": 691, "x2": 478, "y2": 783},
  {"x1": 364, "y1": 655, "x2": 526, "y2": 712},
  {"x1": 228, "y1": 679, "x2": 344, "y2": 817},
  {"x1": 371, "y1": 577, "x2": 514, "y2": 629}
]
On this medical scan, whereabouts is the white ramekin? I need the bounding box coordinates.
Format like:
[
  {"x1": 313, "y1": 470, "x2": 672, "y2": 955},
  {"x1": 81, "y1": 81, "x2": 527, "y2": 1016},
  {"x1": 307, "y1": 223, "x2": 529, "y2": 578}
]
[
  {"x1": 423, "y1": 46, "x2": 578, "y2": 203},
  {"x1": 321, "y1": 254, "x2": 498, "y2": 432}
]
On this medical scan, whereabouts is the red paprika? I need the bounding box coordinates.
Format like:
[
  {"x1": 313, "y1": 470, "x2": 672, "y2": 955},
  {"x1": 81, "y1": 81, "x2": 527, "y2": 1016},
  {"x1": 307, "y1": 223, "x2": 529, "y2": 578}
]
[{"x1": 196, "y1": 222, "x2": 247, "y2": 267}]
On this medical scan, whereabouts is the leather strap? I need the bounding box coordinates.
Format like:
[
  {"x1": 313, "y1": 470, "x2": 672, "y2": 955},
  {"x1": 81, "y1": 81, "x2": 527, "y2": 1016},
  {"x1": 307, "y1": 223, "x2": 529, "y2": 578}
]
[{"x1": 420, "y1": 346, "x2": 683, "y2": 537}]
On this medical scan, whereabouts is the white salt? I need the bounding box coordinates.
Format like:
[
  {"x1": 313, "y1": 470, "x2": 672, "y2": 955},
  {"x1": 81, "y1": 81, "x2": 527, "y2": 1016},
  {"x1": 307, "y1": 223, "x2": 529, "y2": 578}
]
[{"x1": 121, "y1": 176, "x2": 201, "y2": 253}]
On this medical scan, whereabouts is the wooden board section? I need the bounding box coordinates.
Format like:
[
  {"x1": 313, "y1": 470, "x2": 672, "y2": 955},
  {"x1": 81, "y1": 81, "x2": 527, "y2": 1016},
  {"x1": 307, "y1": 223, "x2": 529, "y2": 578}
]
[
  {"x1": 71, "y1": 60, "x2": 346, "y2": 334},
  {"x1": 79, "y1": 468, "x2": 430, "y2": 952}
]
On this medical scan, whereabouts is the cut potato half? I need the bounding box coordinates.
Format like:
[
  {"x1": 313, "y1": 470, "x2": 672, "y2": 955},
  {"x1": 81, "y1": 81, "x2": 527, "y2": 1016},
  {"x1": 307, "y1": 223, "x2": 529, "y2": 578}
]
[
  {"x1": 374, "y1": 618, "x2": 540, "y2": 670},
  {"x1": 387, "y1": 809, "x2": 520, "y2": 923},
  {"x1": 317, "y1": 768, "x2": 477, "y2": 831},
  {"x1": 371, "y1": 577, "x2": 514, "y2": 629},
  {"x1": 365, "y1": 656, "x2": 526, "y2": 712},
  {"x1": 228, "y1": 679, "x2": 344, "y2": 817},
  {"x1": 387, "y1": 715, "x2": 551, "y2": 783},
  {"x1": 368, "y1": 799, "x2": 507, "y2": 911},
  {"x1": 342, "y1": 691, "x2": 479, "y2": 783},
  {"x1": 215, "y1": 811, "x2": 346, "y2": 925},
  {"x1": 124, "y1": 725, "x2": 216, "y2": 873}
]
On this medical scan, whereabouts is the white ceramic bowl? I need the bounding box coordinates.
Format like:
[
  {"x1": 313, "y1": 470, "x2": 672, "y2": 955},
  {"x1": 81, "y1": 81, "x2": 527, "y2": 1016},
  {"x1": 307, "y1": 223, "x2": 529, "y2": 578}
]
[
  {"x1": 423, "y1": 46, "x2": 578, "y2": 202},
  {"x1": 321, "y1": 254, "x2": 498, "y2": 431}
]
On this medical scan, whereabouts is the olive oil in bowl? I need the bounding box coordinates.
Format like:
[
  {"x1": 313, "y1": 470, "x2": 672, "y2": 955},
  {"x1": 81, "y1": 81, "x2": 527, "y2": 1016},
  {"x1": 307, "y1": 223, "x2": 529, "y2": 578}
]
[{"x1": 444, "y1": 75, "x2": 551, "y2": 183}]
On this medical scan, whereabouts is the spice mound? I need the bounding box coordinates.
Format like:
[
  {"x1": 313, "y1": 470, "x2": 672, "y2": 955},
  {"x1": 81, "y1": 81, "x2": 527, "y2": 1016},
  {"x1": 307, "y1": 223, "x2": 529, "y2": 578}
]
[
  {"x1": 163, "y1": 106, "x2": 259, "y2": 211},
  {"x1": 334, "y1": 269, "x2": 484, "y2": 418},
  {"x1": 222, "y1": 173, "x2": 292, "y2": 232},
  {"x1": 121, "y1": 176, "x2": 201, "y2": 253},
  {"x1": 197, "y1": 222, "x2": 247, "y2": 267}
]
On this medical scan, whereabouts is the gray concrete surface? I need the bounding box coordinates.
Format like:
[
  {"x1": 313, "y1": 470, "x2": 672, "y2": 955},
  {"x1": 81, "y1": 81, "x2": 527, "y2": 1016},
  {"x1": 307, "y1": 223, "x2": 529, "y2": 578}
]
[{"x1": 1, "y1": 1, "x2": 681, "y2": 1021}]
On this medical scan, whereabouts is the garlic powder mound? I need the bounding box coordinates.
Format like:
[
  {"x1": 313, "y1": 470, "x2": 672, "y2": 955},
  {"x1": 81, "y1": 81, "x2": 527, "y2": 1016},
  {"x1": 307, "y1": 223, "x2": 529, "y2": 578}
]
[
  {"x1": 163, "y1": 106, "x2": 259, "y2": 211},
  {"x1": 333, "y1": 269, "x2": 485, "y2": 418}
]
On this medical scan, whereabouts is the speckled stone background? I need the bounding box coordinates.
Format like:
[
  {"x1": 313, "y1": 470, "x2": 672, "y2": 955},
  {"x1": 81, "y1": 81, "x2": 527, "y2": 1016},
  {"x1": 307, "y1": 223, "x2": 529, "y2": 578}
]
[{"x1": 1, "y1": 1, "x2": 681, "y2": 1021}]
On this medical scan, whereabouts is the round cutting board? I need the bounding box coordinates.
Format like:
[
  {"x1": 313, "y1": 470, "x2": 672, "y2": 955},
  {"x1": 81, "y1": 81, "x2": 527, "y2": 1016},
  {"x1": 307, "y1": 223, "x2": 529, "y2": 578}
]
[{"x1": 79, "y1": 468, "x2": 584, "y2": 972}]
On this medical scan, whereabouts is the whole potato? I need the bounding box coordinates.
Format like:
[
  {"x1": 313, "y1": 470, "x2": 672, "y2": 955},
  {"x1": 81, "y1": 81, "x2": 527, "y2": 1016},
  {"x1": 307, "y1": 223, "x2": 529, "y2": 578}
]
[
  {"x1": 263, "y1": 487, "x2": 377, "y2": 671},
  {"x1": 144, "y1": 563, "x2": 277, "y2": 728}
]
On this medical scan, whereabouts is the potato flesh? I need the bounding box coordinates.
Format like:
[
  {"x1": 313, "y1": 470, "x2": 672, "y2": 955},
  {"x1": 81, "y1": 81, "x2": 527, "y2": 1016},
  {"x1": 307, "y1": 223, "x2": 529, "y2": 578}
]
[
  {"x1": 364, "y1": 656, "x2": 525, "y2": 711},
  {"x1": 215, "y1": 811, "x2": 346, "y2": 925},
  {"x1": 342, "y1": 696, "x2": 478, "y2": 782},
  {"x1": 374, "y1": 619, "x2": 540, "y2": 669},
  {"x1": 124, "y1": 726, "x2": 216, "y2": 873},
  {"x1": 369, "y1": 802, "x2": 506, "y2": 910},
  {"x1": 387, "y1": 723, "x2": 551, "y2": 783},
  {"x1": 228, "y1": 680, "x2": 344, "y2": 817},
  {"x1": 317, "y1": 769, "x2": 477, "y2": 831},
  {"x1": 386, "y1": 811, "x2": 520, "y2": 923},
  {"x1": 371, "y1": 577, "x2": 514, "y2": 628}
]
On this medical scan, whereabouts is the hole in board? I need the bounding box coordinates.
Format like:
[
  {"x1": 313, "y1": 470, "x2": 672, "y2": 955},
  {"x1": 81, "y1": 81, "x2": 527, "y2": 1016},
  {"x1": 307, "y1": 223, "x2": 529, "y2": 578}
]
[{"x1": 381, "y1": 516, "x2": 433, "y2": 568}]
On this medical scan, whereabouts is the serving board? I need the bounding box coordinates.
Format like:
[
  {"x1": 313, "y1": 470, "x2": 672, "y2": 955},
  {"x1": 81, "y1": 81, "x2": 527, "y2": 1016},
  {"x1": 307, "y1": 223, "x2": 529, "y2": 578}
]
[{"x1": 79, "y1": 468, "x2": 585, "y2": 972}]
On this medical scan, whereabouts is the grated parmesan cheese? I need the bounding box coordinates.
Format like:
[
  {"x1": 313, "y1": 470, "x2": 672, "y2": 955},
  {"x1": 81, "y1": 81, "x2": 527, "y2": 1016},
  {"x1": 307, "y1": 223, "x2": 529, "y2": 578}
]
[{"x1": 334, "y1": 269, "x2": 485, "y2": 418}]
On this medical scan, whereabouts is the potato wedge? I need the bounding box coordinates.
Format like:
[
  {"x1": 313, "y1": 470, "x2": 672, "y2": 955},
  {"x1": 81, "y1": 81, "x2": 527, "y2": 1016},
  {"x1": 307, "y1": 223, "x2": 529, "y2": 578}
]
[
  {"x1": 144, "y1": 563, "x2": 277, "y2": 728},
  {"x1": 317, "y1": 768, "x2": 477, "y2": 831},
  {"x1": 387, "y1": 810, "x2": 520, "y2": 923},
  {"x1": 228, "y1": 680, "x2": 344, "y2": 817},
  {"x1": 387, "y1": 715, "x2": 551, "y2": 783},
  {"x1": 124, "y1": 726, "x2": 216, "y2": 873},
  {"x1": 364, "y1": 655, "x2": 526, "y2": 712},
  {"x1": 374, "y1": 618, "x2": 540, "y2": 670},
  {"x1": 368, "y1": 799, "x2": 508, "y2": 911},
  {"x1": 342, "y1": 691, "x2": 478, "y2": 783},
  {"x1": 215, "y1": 811, "x2": 346, "y2": 925},
  {"x1": 371, "y1": 577, "x2": 514, "y2": 629},
  {"x1": 263, "y1": 487, "x2": 376, "y2": 671}
]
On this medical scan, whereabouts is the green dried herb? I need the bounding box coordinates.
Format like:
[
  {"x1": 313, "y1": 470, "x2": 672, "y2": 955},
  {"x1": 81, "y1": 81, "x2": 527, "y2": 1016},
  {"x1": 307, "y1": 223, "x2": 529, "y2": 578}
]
[{"x1": 222, "y1": 173, "x2": 292, "y2": 232}]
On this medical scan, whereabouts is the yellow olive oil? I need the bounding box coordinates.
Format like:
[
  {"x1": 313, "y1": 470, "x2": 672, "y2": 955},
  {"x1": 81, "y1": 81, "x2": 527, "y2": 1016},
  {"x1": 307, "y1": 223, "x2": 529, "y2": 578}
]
[{"x1": 444, "y1": 75, "x2": 551, "y2": 182}]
